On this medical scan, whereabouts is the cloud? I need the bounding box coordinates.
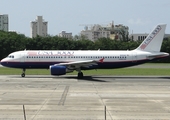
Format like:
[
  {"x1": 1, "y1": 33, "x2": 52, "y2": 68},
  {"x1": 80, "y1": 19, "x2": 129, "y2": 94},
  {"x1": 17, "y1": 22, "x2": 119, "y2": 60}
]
[{"x1": 128, "y1": 18, "x2": 150, "y2": 25}]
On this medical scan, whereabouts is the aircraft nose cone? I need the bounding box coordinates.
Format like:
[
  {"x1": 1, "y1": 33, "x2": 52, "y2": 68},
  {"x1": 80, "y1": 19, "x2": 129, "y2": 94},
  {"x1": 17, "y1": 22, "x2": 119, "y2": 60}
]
[
  {"x1": 0, "y1": 59, "x2": 7, "y2": 67},
  {"x1": 0, "y1": 59, "x2": 4, "y2": 66}
]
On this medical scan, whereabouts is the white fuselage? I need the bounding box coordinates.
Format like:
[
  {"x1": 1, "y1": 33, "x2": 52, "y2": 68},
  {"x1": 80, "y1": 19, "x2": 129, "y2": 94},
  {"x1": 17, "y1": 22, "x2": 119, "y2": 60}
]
[{"x1": 1, "y1": 50, "x2": 168, "y2": 70}]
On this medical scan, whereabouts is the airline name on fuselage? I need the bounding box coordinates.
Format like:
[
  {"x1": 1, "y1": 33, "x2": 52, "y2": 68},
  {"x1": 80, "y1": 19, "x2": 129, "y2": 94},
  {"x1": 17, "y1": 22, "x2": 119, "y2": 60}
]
[{"x1": 28, "y1": 51, "x2": 75, "y2": 56}]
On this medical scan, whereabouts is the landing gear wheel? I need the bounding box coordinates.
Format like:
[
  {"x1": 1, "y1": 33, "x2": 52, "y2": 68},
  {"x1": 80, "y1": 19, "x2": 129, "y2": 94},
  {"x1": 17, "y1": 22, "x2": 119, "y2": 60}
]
[
  {"x1": 21, "y1": 73, "x2": 25, "y2": 77},
  {"x1": 21, "y1": 69, "x2": 26, "y2": 77},
  {"x1": 78, "y1": 72, "x2": 83, "y2": 79}
]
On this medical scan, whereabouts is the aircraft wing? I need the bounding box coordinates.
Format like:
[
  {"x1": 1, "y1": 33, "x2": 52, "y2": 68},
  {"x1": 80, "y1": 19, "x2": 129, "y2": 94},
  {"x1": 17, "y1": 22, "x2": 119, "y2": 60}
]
[{"x1": 53, "y1": 58, "x2": 104, "y2": 69}]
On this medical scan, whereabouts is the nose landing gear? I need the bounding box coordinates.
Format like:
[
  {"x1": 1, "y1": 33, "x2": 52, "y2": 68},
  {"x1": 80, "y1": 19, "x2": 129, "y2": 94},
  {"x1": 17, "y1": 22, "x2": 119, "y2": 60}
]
[{"x1": 21, "y1": 69, "x2": 26, "y2": 77}]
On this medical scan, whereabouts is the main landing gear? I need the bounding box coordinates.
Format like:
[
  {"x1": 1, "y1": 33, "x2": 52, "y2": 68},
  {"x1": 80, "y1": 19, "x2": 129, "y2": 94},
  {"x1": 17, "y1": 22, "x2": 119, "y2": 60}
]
[
  {"x1": 78, "y1": 72, "x2": 83, "y2": 79},
  {"x1": 77, "y1": 68, "x2": 83, "y2": 79},
  {"x1": 21, "y1": 69, "x2": 26, "y2": 77}
]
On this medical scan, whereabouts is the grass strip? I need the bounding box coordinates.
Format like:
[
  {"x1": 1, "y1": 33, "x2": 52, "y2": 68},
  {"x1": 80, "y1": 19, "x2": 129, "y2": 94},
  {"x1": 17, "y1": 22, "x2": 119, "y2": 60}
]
[{"x1": 0, "y1": 67, "x2": 169, "y2": 76}]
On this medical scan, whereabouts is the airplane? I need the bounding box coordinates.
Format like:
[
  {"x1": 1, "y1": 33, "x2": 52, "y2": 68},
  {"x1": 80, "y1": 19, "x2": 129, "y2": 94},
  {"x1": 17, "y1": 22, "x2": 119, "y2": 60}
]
[{"x1": 0, "y1": 24, "x2": 169, "y2": 78}]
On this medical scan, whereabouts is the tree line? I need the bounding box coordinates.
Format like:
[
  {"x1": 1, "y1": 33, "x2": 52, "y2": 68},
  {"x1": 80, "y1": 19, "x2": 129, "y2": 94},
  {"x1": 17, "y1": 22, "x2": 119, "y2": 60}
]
[{"x1": 0, "y1": 30, "x2": 170, "y2": 62}]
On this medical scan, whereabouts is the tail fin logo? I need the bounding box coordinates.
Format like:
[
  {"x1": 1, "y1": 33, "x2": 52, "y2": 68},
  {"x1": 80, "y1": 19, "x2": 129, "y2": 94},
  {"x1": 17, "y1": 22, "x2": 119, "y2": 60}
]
[{"x1": 140, "y1": 25, "x2": 162, "y2": 50}]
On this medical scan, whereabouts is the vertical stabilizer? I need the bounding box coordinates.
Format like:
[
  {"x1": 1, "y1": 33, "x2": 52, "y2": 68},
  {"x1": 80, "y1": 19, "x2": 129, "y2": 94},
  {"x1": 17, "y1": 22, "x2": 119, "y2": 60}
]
[{"x1": 136, "y1": 24, "x2": 166, "y2": 52}]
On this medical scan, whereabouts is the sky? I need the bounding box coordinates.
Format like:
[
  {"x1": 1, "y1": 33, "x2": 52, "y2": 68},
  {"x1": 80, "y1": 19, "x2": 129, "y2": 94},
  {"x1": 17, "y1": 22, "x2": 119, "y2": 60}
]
[{"x1": 1, "y1": 0, "x2": 170, "y2": 37}]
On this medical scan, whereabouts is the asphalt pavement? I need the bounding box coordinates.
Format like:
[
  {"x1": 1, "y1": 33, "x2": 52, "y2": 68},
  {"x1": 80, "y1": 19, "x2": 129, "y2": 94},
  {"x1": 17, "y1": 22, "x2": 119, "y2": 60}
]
[{"x1": 0, "y1": 75, "x2": 170, "y2": 119}]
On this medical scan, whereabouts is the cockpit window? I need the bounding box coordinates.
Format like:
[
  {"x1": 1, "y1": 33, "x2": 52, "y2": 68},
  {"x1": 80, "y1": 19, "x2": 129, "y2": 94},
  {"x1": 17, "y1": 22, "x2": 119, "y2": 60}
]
[{"x1": 7, "y1": 55, "x2": 14, "y2": 58}]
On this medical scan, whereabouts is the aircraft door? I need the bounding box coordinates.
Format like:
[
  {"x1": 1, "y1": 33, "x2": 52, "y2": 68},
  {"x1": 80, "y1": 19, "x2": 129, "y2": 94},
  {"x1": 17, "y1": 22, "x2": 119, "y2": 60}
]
[
  {"x1": 20, "y1": 52, "x2": 25, "y2": 62},
  {"x1": 132, "y1": 52, "x2": 137, "y2": 62}
]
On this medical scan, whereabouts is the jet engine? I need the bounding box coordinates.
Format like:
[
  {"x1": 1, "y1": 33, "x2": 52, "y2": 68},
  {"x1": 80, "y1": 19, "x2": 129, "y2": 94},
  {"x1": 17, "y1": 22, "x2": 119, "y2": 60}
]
[{"x1": 50, "y1": 65, "x2": 66, "y2": 75}]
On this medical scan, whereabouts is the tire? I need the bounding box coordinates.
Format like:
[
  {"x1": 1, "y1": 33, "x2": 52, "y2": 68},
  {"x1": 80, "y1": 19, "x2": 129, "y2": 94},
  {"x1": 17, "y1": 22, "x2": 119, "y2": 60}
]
[{"x1": 21, "y1": 73, "x2": 25, "y2": 77}]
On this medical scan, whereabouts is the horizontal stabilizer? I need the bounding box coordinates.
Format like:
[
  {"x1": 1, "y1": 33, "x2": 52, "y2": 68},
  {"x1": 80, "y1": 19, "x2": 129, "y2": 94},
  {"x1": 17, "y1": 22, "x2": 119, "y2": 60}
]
[{"x1": 147, "y1": 52, "x2": 169, "y2": 60}]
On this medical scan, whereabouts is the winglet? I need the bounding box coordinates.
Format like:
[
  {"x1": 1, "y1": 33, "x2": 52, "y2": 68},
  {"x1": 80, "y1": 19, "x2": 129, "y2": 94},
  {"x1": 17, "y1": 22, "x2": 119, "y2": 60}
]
[{"x1": 135, "y1": 24, "x2": 166, "y2": 52}]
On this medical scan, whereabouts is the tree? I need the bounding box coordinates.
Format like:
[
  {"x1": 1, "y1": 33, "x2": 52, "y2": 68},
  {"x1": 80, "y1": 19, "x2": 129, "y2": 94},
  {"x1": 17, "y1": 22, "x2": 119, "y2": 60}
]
[{"x1": 119, "y1": 28, "x2": 129, "y2": 42}]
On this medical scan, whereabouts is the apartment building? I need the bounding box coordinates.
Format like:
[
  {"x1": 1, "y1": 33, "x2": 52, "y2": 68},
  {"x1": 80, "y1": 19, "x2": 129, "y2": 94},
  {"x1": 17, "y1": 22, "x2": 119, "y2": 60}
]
[
  {"x1": 0, "y1": 14, "x2": 8, "y2": 32},
  {"x1": 80, "y1": 22, "x2": 129, "y2": 41},
  {"x1": 59, "y1": 31, "x2": 72, "y2": 39},
  {"x1": 31, "y1": 16, "x2": 48, "y2": 38}
]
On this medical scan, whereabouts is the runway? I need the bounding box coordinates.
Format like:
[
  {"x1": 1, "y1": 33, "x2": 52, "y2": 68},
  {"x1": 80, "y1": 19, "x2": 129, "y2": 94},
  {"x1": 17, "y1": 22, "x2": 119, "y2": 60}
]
[{"x1": 0, "y1": 75, "x2": 170, "y2": 119}]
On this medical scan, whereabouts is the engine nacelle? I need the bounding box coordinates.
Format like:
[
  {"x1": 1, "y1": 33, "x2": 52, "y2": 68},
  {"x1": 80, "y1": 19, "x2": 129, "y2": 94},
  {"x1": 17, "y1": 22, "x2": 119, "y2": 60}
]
[{"x1": 50, "y1": 65, "x2": 66, "y2": 75}]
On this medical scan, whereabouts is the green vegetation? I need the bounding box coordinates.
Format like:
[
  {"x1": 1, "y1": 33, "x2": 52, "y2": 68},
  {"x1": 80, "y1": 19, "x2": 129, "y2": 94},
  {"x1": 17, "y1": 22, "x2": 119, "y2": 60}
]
[
  {"x1": 0, "y1": 66, "x2": 169, "y2": 76},
  {"x1": 0, "y1": 30, "x2": 170, "y2": 62}
]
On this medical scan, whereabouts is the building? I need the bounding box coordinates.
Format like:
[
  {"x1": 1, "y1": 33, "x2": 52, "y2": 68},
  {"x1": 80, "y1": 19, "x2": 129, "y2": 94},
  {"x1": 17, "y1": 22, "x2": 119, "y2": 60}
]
[
  {"x1": 31, "y1": 16, "x2": 48, "y2": 38},
  {"x1": 129, "y1": 33, "x2": 148, "y2": 41},
  {"x1": 80, "y1": 24, "x2": 110, "y2": 41},
  {"x1": 0, "y1": 14, "x2": 8, "y2": 32},
  {"x1": 80, "y1": 22, "x2": 129, "y2": 41},
  {"x1": 129, "y1": 33, "x2": 170, "y2": 41},
  {"x1": 59, "y1": 31, "x2": 72, "y2": 39}
]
